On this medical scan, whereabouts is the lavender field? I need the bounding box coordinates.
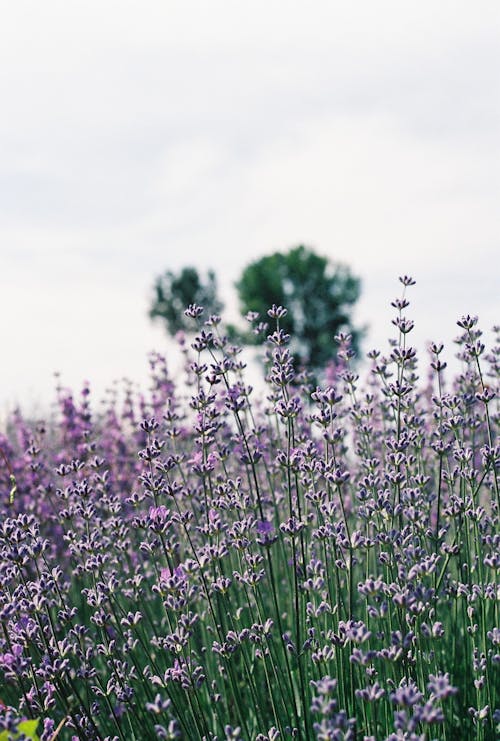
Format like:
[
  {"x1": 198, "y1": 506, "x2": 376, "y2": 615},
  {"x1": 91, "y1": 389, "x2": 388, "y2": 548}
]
[{"x1": 0, "y1": 279, "x2": 498, "y2": 740}]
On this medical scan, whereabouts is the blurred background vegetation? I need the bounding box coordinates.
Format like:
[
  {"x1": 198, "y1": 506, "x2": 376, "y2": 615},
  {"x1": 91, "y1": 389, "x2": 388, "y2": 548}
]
[{"x1": 149, "y1": 245, "x2": 363, "y2": 377}]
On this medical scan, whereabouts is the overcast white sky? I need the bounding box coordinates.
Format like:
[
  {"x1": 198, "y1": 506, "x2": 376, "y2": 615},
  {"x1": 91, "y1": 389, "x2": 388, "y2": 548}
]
[{"x1": 1, "y1": 1, "x2": 499, "y2": 414}]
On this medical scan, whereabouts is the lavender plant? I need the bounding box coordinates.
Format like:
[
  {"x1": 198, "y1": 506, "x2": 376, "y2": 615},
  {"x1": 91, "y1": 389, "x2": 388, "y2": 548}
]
[{"x1": 0, "y1": 279, "x2": 498, "y2": 740}]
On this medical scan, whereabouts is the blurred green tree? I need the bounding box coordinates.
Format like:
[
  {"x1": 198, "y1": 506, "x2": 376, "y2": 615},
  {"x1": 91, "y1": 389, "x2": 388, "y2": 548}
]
[
  {"x1": 149, "y1": 266, "x2": 223, "y2": 335},
  {"x1": 234, "y1": 245, "x2": 362, "y2": 372}
]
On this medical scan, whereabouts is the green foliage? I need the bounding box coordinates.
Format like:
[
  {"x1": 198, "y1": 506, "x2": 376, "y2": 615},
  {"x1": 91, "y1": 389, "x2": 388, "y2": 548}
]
[
  {"x1": 0, "y1": 719, "x2": 40, "y2": 741},
  {"x1": 148, "y1": 248, "x2": 362, "y2": 375},
  {"x1": 149, "y1": 266, "x2": 223, "y2": 336},
  {"x1": 9, "y1": 474, "x2": 17, "y2": 506},
  {"x1": 235, "y1": 245, "x2": 362, "y2": 371}
]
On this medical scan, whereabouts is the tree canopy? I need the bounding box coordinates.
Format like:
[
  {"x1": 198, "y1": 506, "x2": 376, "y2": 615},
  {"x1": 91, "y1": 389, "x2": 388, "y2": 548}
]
[
  {"x1": 235, "y1": 245, "x2": 362, "y2": 371},
  {"x1": 149, "y1": 246, "x2": 362, "y2": 374},
  {"x1": 149, "y1": 266, "x2": 223, "y2": 336}
]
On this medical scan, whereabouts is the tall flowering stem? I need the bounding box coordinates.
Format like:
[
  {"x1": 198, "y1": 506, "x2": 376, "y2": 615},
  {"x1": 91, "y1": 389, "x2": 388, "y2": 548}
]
[{"x1": 0, "y1": 283, "x2": 498, "y2": 740}]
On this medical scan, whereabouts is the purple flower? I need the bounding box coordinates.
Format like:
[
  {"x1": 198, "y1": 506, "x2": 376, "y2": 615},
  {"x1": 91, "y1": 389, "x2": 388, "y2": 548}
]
[
  {"x1": 427, "y1": 673, "x2": 458, "y2": 700},
  {"x1": 390, "y1": 681, "x2": 424, "y2": 707},
  {"x1": 257, "y1": 520, "x2": 274, "y2": 536}
]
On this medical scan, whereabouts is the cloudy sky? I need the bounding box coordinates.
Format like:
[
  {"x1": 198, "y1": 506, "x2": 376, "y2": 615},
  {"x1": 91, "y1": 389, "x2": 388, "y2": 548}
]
[{"x1": 1, "y1": 1, "x2": 499, "y2": 413}]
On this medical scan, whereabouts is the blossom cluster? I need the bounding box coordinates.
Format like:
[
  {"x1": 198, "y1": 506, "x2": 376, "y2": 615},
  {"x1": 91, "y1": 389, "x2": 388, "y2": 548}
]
[{"x1": 0, "y1": 281, "x2": 498, "y2": 740}]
